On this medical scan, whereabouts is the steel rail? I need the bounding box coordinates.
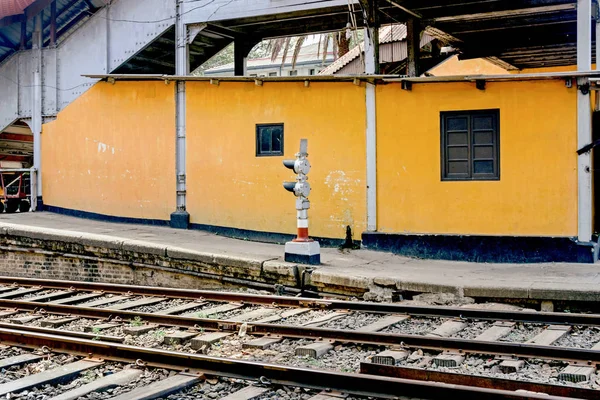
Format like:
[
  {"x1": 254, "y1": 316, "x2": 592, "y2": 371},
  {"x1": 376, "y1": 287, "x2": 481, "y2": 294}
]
[
  {"x1": 0, "y1": 327, "x2": 579, "y2": 400},
  {"x1": 1, "y1": 299, "x2": 600, "y2": 364},
  {"x1": 2, "y1": 277, "x2": 600, "y2": 326},
  {"x1": 0, "y1": 321, "x2": 124, "y2": 342},
  {"x1": 359, "y1": 363, "x2": 599, "y2": 400}
]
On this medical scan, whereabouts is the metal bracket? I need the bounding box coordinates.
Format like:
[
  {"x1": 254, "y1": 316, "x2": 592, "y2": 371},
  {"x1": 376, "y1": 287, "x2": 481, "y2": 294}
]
[
  {"x1": 565, "y1": 78, "x2": 573, "y2": 88},
  {"x1": 475, "y1": 80, "x2": 486, "y2": 90},
  {"x1": 577, "y1": 138, "x2": 600, "y2": 155},
  {"x1": 187, "y1": 23, "x2": 207, "y2": 44},
  {"x1": 401, "y1": 80, "x2": 412, "y2": 91},
  {"x1": 578, "y1": 83, "x2": 590, "y2": 95}
]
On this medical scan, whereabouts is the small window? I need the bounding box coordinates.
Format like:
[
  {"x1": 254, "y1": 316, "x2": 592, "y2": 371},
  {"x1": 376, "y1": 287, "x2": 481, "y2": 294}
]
[
  {"x1": 269, "y1": 72, "x2": 277, "y2": 77},
  {"x1": 441, "y1": 109, "x2": 499, "y2": 181},
  {"x1": 309, "y1": 69, "x2": 315, "y2": 75},
  {"x1": 256, "y1": 124, "x2": 284, "y2": 157},
  {"x1": 288, "y1": 70, "x2": 298, "y2": 76}
]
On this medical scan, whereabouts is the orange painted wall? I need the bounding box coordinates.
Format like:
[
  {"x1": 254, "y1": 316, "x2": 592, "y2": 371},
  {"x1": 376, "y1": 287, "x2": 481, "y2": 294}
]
[
  {"x1": 42, "y1": 81, "x2": 176, "y2": 220},
  {"x1": 186, "y1": 81, "x2": 366, "y2": 239},
  {"x1": 376, "y1": 80, "x2": 578, "y2": 236}
]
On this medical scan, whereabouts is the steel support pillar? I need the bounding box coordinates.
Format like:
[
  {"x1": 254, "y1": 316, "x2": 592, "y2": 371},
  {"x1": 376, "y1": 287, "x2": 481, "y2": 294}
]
[
  {"x1": 234, "y1": 42, "x2": 248, "y2": 76},
  {"x1": 32, "y1": 14, "x2": 43, "y2": 211},
  {"x1": 19, "y1": 15, "x2": 26, "y2": 50},
  {"x1": 406, "y1": 18, "x2": 420, "y2": 77},
  {"x1": 576, "y1": 0, "x2": 598, "y2": 262},
  {"x1": 365, "y1": 26, "x2": 377, "y2": 232},
  {"x1": 171, "y1": 0, "x2": 190, "y2": 229},
  {"x1": 50, "y1": 1, "x2": 57, "y2": 47}
]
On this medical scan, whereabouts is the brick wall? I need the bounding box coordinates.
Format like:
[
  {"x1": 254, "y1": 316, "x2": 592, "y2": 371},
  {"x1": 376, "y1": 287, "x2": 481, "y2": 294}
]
[{"x1": 0, "y1": 234, "x2": 302, "y2": 291}]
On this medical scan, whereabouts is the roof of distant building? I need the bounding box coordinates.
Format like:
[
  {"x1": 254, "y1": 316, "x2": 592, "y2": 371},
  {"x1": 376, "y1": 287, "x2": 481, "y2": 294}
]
[
  {"x1": 204, "y1": 42, "x2": 334, "y2": 74},
  {"x1": 320, "y1": 24, "x2": 418, "y2": 75}
]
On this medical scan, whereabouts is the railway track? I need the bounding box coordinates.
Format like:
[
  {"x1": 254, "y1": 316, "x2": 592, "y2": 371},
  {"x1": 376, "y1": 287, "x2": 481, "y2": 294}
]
[{"x1": 0, "y1": 277, "x2": 598, "y2": 399}]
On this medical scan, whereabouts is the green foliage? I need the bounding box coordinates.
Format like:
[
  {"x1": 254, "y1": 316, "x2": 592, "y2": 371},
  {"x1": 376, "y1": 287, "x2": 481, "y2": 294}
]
[{"x1": 130, "y1": 316, "x2": 144, "y2": 327}]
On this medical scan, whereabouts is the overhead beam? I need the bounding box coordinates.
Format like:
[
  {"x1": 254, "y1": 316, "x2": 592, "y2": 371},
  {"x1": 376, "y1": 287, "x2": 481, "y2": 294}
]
[
  {"x1": 385, "y1": 0, "x2": 423, "y2": 19},
  {"x1": 433, "y1": 3, "x2": 576, "y2": 23},
  {"x1": 134, "y1": 55, "x2": 175, "y2": 69},
  {"x1": 25, "y1": 0, "x2": 54, "y2": 18}
]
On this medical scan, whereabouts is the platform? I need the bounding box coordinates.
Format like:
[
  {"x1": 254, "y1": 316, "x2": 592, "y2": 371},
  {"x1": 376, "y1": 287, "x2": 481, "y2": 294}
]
[{"x1": 0, "y1": 212, "x2": 599, "y2": 303}]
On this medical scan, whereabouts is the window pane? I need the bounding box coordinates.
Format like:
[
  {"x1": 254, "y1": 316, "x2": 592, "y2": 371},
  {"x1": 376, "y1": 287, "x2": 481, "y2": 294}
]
[
  {"x1": 261, "y1": 128, "x2": 271, "y2": 152},
  {"x1": 447, "y1": 117, "x2": 468, "y2": 132},
  {"x1": 448, "y1": 146, "x2": 468, "y2": 160},
  {"x1": 447, "y1": 132, "x2": 468, "y2": 145},
  {"x1": 473, "y1": 116, "x2": 493, "y2": 130},
  {"x1": 473, "y1": 131, "x2": 493, "y2": 145},
  {"x1": 473, "y1": 146, "x2": 493, "y2": 159},
  {"x1": 271, "y1": 128, "x2": 282, "y2": 152},
  {"x1": 448, "y1": 161, "x2": 469, "y2": 174},
  {"x1": 473, "y1": 160, "x2": 494, "y2": 174}
]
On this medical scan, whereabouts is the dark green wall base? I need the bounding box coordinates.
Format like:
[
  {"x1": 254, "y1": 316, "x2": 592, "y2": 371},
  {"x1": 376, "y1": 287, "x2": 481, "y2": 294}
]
[
  {"x1": 42, "y1": 205, "x2": 353, "y2": 248},
  {"x1": 362, "y1": 232, "x2": 599, "y2": 263}
]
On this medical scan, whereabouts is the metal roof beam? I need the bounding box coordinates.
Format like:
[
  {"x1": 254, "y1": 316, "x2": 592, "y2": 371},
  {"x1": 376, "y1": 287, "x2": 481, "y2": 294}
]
[{"x1": 432, "y1": 3, "x2": 576, "y2": 23}]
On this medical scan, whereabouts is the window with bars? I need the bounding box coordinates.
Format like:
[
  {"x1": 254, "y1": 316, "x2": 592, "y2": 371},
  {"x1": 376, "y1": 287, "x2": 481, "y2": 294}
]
[
  {"x1": 256, "y1": 124, "x2": 284, "y2": 156},
  {"x1": 441, "y1": 110, "x2": 500, "y2": 181}
]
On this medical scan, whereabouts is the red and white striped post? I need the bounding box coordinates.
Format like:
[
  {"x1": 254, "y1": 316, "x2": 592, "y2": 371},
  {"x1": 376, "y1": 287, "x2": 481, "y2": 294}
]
[
  {"x1": 294, "y1": 208, "x2": 310, "y2": 242},
  {"x1": 282, "y1": 139, "x2": 320, "y2": 264}
]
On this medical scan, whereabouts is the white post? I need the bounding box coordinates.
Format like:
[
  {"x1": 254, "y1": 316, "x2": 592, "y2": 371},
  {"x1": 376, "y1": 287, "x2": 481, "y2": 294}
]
[
  {"x1": 596, "y1": 1, "x2": 600, "y2": 111},
  {"x1": 32, "y1": 14, "x2": 43, "y2": 210},
  {"x1": 364, "y1": 27, "x2": 377, "y2": 232},
  {"x1": 577, "y1": 0, "x2": 593, "y2": 242},
  {"x1": 171, "y1": 0, "x2": 190, "y2": 228}
]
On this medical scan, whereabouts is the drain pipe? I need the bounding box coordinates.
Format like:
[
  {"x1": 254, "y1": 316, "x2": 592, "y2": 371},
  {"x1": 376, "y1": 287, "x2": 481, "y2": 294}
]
[
  {"x1": 364, "y1": 25, "x2": 378, "y2": 232},
  {"x1": 171, "y1": 0, "x2": 190, "y2": 229},
  {"x1": 32, "y1": 14, "x2": 43, "y2": 210}
]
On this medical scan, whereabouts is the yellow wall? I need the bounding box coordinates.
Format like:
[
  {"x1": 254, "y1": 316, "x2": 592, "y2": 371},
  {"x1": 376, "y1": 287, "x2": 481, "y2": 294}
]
[
  {"x1": 186, "y1": 82, "x2": 366, "y2": 239},
  {"x1": 376, "y1": 80, "x2": 578, "y2": 236},
  {"x1": 42, "y1": 81, "x2": 176, "y2": 220},
  {"x1": 41, "y1": 78, "x2": 578, "y2": 239},
  {"x1": 428, "y1": 55, "x2": 508, "y2": 76}
]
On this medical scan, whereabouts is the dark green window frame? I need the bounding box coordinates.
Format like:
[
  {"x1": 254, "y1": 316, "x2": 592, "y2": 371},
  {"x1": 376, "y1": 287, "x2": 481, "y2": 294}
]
[
  {"x1": 441, "y1": 109, "x2": 500, "y2": 181},
  {"x1": 256, "y1": 123, "x2": 284, "y2": 157}
]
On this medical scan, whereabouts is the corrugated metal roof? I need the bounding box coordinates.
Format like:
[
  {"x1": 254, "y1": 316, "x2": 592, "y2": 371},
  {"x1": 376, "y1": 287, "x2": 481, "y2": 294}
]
[
  {"x1": 0, "y1": 0, "x2": 105, "y2": 64},
  {"x1": 204, "y1": 42, "x2": 334, "y2": 74},
  {"x1": 0, "y1": 1, "x2": 35, "y2": 19},
  {"x1": 320, "y1": 24, "x2": 433, "y2": 75}
]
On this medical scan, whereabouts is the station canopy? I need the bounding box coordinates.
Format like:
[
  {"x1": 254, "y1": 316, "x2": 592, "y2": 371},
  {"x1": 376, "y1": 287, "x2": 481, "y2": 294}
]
[
  {"x1": 0, "y1": 0, "x2": 593, "y2": 72},
  {"x1": 202, "y1": 0, "x2": 592, "y2": 71}
]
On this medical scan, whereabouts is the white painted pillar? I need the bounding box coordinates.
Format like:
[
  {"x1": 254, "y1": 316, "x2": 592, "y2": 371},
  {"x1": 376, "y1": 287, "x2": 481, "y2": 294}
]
[
  {"x1": 365, "y1": 27, "x2": 377, "y2": 232},
  {"x1": 171, "y1": 0, "x2": 190, "y2": 228},
  {"x1": 32, "y1": 14, "x2": 43, "y2": 210},
  {"x1": 596, "y1": 1, "x2": 600, "y2": 111},
  {"x1": 577, "y1": 0, "x2": 593, "y2": 242}
]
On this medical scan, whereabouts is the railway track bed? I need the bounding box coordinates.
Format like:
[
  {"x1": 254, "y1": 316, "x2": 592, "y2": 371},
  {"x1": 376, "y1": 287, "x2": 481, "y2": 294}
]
[{"x1": 0, "y1": 277, "x2": 599, "y2": 399}]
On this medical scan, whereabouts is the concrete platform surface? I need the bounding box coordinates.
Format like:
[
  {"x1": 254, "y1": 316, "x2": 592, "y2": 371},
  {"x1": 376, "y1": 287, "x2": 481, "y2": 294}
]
[{"x1": 1, "y1": 212, "x2": 600, "y2": 301}]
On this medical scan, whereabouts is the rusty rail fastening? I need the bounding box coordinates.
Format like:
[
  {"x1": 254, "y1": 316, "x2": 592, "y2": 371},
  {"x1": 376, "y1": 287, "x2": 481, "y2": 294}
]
[
  {"x1": 359, "y1": 363, "x2": 598, "y2": 400},
  {"x1": 1, "y1": 299, "x2": 600, "y2": 365},
  {"x1": 0, "y1": 327, "x2": 580, "y2": 400},
  {"x1": 1, "y1": 276, "x2": 600, "y2": 326}
]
